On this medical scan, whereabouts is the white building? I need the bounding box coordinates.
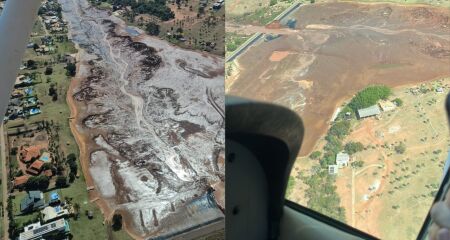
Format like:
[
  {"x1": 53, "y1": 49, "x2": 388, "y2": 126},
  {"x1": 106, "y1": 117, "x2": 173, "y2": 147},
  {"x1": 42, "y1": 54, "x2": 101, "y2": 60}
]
[
  {"x1": 379, "y1": 100, "x2": 396, "y2": 112},
  {"x1": 336, "y1": 152, "x2": 350, "y2": 168},
  {"x1": 328, "y1": 165, "x2": 339, "y2": 175}
]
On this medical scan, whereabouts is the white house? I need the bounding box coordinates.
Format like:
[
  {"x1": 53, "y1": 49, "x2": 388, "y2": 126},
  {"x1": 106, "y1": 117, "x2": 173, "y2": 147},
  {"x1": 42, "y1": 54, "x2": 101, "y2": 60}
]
[{"x1": 336, "y1": 152, "x2": 350, "y2": 168}]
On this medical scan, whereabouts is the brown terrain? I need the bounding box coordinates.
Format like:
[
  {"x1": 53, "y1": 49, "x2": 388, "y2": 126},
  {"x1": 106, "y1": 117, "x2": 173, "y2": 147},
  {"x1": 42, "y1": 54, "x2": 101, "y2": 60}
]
[{"x1": 226, "y1": 2, "x2": 450, "y2": 156}]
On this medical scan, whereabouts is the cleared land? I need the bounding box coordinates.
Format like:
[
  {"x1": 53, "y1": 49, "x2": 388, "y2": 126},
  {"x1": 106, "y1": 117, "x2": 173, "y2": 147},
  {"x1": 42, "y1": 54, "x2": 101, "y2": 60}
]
[
  {"x1": 226, "y1": 2, "x2": 450, "y2": 156},
  {"x1": 60, "y1": 0, "x2": 225, "y2": 238}
]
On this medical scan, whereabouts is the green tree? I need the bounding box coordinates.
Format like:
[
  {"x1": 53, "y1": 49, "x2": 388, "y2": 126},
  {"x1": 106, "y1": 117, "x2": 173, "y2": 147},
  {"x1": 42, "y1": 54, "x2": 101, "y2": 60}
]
[
  {"x1": 344, "y1": 142, "x2": 364, "y2": 155},
  {"x1": 55, "y1": 175, "x2": 68, "y2": 188},
  {"x1": 393, "y1": 98, "x2": 403, "y2": 106},
  {"x1": 395, "y1": 142, "x2": 406, "y2": 154},
  {"x1": 329, "y1": 121, "x2": 351, "y2": 139},
  {"x1": 112, "y1": 213, "x2": 123, "y2": 231},
  {"x1": 309, "y1": 151, "x2": 321, "y2": 160},
  {"x1": 348, "y1": 85, "x2": 392, "y2": 111},
  {"x1": 66, "y1": 62, "x2": 76, "y2": 76},
  {"x1": 146, "y1": 22, "x2": 160, "y2": 36},
  {"x1": 25, "y1": 175, "x2": 50, "y2": 191},
  {"x1": 44, "y1": 66, "x2": 53, "y2": 75}
]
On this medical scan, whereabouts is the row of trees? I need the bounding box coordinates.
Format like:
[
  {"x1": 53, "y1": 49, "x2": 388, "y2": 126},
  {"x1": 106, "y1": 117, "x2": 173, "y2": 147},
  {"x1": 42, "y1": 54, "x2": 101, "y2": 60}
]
[
  {"x1": 102, "y1": 0, "x2": 175, "y2": 21},
  {"x1": 348, "y1": 85, "x2": 392, "y2": 111}
]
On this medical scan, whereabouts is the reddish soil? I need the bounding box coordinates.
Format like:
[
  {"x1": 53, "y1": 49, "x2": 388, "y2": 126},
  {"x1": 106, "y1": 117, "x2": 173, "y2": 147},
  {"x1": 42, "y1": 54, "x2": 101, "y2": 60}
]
[
  {"x1": 227, "y1": 2, "x2": 450, "y2": 156},
  {"x1": 269, "y1": 51, "x2": 290, "y2": 61}
]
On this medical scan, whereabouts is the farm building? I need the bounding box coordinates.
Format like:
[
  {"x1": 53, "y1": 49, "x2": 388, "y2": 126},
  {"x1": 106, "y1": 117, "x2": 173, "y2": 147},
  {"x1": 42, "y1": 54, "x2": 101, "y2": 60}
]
[
  {"x1": 336, "y1": 152, "x2": 350, "y2": 168},
  {"x1": 379, "y1": 100, "x2": 396, "y2": 112},
  {"x1": 328, "y1": 165, "x2": 339, "y2": 175},
  {"x1": 357, "y1": 105, "x2": 381, "y2": 119}
]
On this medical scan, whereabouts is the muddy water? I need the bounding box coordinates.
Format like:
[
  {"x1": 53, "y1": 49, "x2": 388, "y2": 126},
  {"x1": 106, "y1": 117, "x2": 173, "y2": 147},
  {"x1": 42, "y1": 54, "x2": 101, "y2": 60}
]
[{"x1": 60, "y1": 0, "x2": 224, "y2": 238}]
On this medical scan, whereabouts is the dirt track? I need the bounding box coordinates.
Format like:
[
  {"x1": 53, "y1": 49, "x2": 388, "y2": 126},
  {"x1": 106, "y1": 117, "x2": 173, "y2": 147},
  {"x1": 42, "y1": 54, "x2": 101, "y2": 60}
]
[{"x1": 226, "y1": 2, "x2": 450, "y2": 156}]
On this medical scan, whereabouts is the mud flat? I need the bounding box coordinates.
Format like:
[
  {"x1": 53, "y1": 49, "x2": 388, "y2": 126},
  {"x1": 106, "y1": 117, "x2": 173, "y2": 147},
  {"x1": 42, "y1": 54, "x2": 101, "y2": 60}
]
[
  {"x1": 60, "y1": 0, "x2": 225, "y2": 238},
  {"x1": 226, "y1": 2, "x2": 450, "y2": 156}
]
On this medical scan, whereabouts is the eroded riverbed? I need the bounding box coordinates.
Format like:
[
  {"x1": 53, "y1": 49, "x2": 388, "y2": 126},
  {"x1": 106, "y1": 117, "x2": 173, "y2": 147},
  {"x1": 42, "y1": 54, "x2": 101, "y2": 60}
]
[{"x1": 60, "y1": 0, "x2": 225, "y2": 238}]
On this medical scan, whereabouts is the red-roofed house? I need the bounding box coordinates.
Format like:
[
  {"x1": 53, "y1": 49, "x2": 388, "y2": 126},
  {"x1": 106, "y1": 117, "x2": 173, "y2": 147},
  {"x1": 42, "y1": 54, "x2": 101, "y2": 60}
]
[
  {"x1": 20, "y1": 146, "x2": 42, "y2": 163},
  {"x1": 14, "y1": 175, "x2": 29, "y2": 189},
  {"x1": 26, "y1": 160, "x2": 45, "y2": 175}
]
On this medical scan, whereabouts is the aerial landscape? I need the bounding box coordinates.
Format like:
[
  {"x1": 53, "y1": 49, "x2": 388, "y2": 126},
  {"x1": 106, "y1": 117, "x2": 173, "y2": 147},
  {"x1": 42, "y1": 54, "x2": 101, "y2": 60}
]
[
  {"x1": 226, "y1": 0, "x2": 450, "y2": 239},
  {"x1": 1, "y1": 0, "x2": 225, "y2": 239}
]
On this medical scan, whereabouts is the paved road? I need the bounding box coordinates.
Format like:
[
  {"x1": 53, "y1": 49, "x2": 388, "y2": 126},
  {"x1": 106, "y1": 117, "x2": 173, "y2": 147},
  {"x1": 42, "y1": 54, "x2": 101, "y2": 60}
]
[{"x1": 1, "y1": 125, "x2": 9, "y2": 240}]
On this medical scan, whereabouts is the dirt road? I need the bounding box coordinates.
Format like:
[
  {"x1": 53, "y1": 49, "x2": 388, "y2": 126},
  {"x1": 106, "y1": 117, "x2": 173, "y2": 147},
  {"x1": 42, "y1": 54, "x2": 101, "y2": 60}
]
[
  {"x1": 1, "y1": 125, "x2": 9, "y2": 240},
  {"x1": 226, "y1": 23, "x2": 300, "y2": 35}
]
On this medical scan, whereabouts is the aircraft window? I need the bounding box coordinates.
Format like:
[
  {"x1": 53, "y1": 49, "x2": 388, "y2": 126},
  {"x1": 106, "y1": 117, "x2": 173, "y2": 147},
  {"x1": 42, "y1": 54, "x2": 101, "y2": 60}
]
[{"x1": 225, "y1": 1, "x2": 450, "y2": 239}]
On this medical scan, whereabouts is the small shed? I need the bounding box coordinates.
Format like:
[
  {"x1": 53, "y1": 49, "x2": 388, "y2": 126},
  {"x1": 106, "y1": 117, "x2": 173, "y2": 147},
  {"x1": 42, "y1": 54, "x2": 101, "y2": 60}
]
[{"x1": 328, "y1": 165, "x2": 339, "y2": 175}]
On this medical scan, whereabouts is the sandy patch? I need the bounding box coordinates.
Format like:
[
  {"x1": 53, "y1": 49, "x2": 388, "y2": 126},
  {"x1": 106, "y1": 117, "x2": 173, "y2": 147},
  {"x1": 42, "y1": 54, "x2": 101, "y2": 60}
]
[{"x1": 269, "y1": 51, "x2": 291, "y2": 62}]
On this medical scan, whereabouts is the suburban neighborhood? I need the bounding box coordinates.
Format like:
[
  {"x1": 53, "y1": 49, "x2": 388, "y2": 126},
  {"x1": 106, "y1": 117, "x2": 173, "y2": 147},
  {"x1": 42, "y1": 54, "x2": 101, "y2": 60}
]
[{"x1": 1, "y1": 1, "x2": 128, "y2": 239}]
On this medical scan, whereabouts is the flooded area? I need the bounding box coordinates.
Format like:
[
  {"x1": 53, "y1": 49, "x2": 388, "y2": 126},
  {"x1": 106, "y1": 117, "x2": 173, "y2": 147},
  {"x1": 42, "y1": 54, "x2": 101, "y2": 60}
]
[{"x1": 60, "y1": 0, "x2": 225, "y2": 238}]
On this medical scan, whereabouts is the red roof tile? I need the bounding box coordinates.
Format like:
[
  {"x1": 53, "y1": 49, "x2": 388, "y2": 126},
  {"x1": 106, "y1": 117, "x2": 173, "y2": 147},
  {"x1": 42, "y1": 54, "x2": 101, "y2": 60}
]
[{"x1": 14, "y1": 175, "x2": 29, "y2": 187}]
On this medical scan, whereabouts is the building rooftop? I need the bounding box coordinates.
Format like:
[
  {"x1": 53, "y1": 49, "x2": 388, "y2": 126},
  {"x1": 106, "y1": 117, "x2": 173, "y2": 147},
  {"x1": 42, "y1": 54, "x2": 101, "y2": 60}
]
[
  {"x1": 20, "y1": 191, "x2": 45, "y2": 213},
  {"x1": 21, "y1": 146, "x2": 42, "y2": 163},
  {"x1": 41, "y1": 206, "x2": 69, "y2": 223},
  {"x1": 29, "y1": 160, "x2": 45, "y2": 171},
  {"x1": 14, "y1": 175, "x2": 29, "y2": 187},
  {"x1": 328, "y1": 165, "x2": 339, "y2": 175},
  {"x1": 19, "y1": 218, "x2": 69, "y2": 240},
  {"x1": 357, "y1": 105, "x2": 381, "y2": 118},
  {"x1": 336, "y1": 152, "x2": 350, "y2": 165},
  {"x1": 379, "y1": 100, "x2": 396, "y2": 112}
]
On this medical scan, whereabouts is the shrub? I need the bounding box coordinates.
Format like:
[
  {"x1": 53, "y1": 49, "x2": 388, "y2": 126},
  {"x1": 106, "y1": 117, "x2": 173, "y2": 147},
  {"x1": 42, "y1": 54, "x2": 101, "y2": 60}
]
[
  {"x1": 309, "y1": 151, "x2": 321, "y2": 160},
  {"x1": 344, "y1": 142, "x2": 364, "y2": 155},
  {"x1": 66, "y1": 62, "x2": 76, "y2": 76},
  {"x1": 112, "y1": 213, "x2": 123, "y2": 231},
  {"x1": 393, "y1": 98, "x2": 403, "y2": 106},
  {"x1": 395, "y1": 142, "x2": 406, "y2": 154},
  {"x1": 146, "y1": 22, "x2": 160, "y2": 36},
  {"x1": 55, "y1": 175, "x2": 68, "y2": 188},
  {"x1": 44, "y1": 66, "x2": 53, "y2": 75}
]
